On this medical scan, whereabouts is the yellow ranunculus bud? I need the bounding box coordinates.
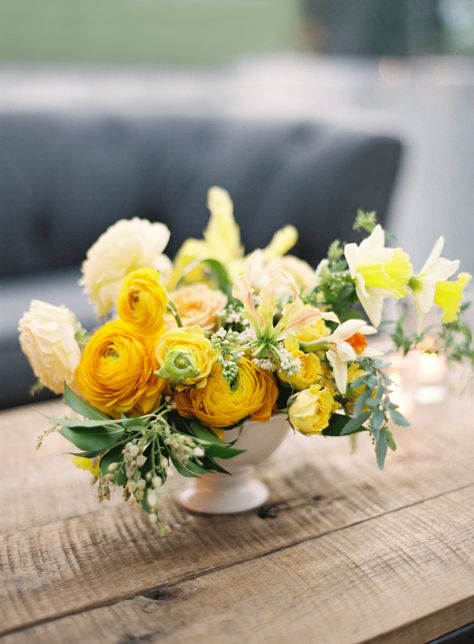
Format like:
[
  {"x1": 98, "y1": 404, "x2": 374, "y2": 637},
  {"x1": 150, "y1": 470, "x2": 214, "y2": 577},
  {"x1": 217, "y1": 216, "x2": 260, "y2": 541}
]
[
  {"x1": 76, "y1": 320, "x2": 165, "y2": 416},
  {"x1": 155, "y1": 327, "x2": 216, "y2": 389},
  {"x1": 174, "y1": 358, "x2": 278, "y2": 428},
  {"x1": 434, "y1": 272, "x2": 471, "y2": 324},
  {"x1": 279, "y1": 339, "x2": 322, "y2": 390},
  {"x1": 72, "y1": 455, "x2": 100, "y2": 478},
  {"x1": 288, "y1": 384, "x2": 334, "y2": 435},
  {"x1": 117, "y1": 267, "x2": 168, "y2": 336}
]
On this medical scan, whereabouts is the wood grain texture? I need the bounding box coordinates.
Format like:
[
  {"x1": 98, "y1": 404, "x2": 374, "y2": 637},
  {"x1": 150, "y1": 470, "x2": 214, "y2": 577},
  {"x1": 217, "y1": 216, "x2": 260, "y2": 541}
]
[
  {"x1": 1, "y1": 395, "x2": 473, "y2": 642},
  {"x1": 3, "y1": 486, "x2": 474, "y2": 644}
]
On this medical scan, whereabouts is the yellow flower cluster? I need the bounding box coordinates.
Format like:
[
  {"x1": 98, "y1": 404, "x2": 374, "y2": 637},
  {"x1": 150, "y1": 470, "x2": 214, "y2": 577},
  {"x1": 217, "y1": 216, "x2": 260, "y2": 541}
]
[{"x1": 175, "y1": 359, "x2": 278, "y2": 428}]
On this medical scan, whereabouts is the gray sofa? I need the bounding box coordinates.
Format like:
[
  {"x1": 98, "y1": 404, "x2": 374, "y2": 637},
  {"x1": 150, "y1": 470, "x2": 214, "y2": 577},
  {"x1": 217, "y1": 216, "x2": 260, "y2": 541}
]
[{"x1": 0, "y1": 113, "x2": 402, "y2": 408}]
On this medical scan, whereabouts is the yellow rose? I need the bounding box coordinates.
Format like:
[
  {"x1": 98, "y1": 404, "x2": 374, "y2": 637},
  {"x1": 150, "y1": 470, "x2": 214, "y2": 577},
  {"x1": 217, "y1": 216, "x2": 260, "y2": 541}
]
[
  {"x1": 174, "y1": 358, "x2": 278, "y2": 428},
  {"x1": 81, "y1": 217, "x2": 171, "y2": 317},
  {"x1": 76, "y1": 320, "x2": 164, "y2": 416},
  {"x1": 288, "y1": 384, "x2": 334, "y2": 435},
  {"x1": 18, "y1": 300, "x2": 82, "y2": 394},
  {"x1": 279, "y1": 339, "x2": 322, "y2": 390},
  {"x1": 172, "y1": 284, "x2": 228, "y2": 332},
  {"x1": 117, "y1": 267, "x2": 168, "y2": 336},
  {"x1": 156, "y1": 327, "x2": 216, "y2": 389},
  {"x1": 72, "y1": 455, "x2": 100, "y2": 478}
]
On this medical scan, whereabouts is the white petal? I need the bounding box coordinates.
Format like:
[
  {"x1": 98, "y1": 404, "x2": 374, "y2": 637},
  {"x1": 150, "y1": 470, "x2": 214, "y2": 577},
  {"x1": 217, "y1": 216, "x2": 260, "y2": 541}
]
[
  {"x1": 334, "y1": 319, "x2": 368, "y2": 340},
  {"x1": 320, "y1": 311, "x2": 340, "y2": 324},
  {"x1": 363, "y1": 347, "x2": 384, "y2": 358},
  {"x1": 336, "y1": 341, "x2": 357, "y2": 362},
  {"x1": 344, "y1": 243, "x2": 358, "y2": 278},
  {"x1": 426, "y1": 257, "x2": 460, "y2": 282},
  {"x1": 420, "y1": 236, "x2": 444, "y2": 274},
  {"x1": 355, "y1": 281, "x2": 385, "y2": 328},
  {"x1": 327, "y1": 349, "x2": 348, "y2": 394}
]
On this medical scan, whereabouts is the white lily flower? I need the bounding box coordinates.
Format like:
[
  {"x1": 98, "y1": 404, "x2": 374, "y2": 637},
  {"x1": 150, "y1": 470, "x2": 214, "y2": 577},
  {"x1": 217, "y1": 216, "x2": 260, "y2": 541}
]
[
  {"x1": 344, "y1": 225, "x2": 412, "y2": 328},
  {"x1": 303, "y1": 318, "x2": 381, "y2": 394},
  {"x1": 409, "y1": 236, "x2": 460, "y2": 331}
]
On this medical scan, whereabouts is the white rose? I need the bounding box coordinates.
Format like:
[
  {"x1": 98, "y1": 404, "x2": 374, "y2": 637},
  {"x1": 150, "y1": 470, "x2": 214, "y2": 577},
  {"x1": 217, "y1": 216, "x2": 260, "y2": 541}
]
[
  {"x1": 18, "y1": 300, "x2": 82, "y2": 394},
  {"x1": 80, "y1": 218, "x2": 171, "y2": 317}
]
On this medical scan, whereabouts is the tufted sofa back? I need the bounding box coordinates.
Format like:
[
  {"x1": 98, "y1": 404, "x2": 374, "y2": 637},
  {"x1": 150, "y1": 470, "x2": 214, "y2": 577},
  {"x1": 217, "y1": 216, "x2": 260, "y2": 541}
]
[{"x1": 0, "y1": 113, "x2": 401, "y2": 277}]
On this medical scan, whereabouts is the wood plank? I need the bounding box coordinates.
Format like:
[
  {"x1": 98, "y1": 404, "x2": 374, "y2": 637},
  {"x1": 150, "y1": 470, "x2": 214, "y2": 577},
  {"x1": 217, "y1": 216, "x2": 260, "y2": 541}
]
[
  {"x1": 3, "y1": 485, "x2": 473, "y2": 644},
  {"x1": 1, "y1": 396, "x2": 473, "y2": 634},
  {"x1": 1, "y1": 395, "x2": 473, "y2": 536}
]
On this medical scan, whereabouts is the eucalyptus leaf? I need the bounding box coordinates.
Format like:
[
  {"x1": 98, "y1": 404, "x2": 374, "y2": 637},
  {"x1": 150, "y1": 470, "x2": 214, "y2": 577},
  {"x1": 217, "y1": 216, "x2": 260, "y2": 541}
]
[
  {"x1": 389, "y1": 408, "x2": 411, "y2": 427},
  {"x1": 374, "y1": 428, "x2": 388, "y2": 470}
]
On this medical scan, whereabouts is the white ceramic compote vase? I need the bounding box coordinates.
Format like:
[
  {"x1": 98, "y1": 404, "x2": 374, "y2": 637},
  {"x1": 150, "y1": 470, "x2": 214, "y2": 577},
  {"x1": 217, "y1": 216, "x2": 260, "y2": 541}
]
[{"x1": 177, "y1": 414, "x2": 290, "y2": 514}]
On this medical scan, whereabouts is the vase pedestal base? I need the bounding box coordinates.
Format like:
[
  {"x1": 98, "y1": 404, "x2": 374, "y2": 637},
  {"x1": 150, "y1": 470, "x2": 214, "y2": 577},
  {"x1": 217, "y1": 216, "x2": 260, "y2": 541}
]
[{"x1": 177, "y1": 466, "x2": 269, "y2": 514}]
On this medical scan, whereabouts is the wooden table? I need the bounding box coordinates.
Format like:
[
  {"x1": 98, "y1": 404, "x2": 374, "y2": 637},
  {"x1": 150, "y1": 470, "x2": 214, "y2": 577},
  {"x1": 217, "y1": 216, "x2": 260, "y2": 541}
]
[{"x1": 1, "y1": 394, "x2": 474, "y2": 643}]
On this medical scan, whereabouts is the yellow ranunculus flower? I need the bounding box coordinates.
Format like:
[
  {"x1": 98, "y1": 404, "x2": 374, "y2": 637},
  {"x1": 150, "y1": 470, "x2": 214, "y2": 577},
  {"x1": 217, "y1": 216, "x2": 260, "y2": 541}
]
[
  {"x1": 174, "y1": 358, "x2": 278, "y2": 428},
  {"x1": 279, "y1": 338, "x2": 322, "y2": 390},
  {"x1": 434, "y1": 272, "x2": 471, "y2": 324},
  {"x1": 155, "y1": 327, "x2": 216, "y2": 389},
  {"x1": 76, "y1": 320, "x2": 165, "y2": 416},
  {"x1": 288, "y1": 384, "x2": 334, "y2": 435},
  {"x1": 72, "y1": 455, "x2": 100, "y2": 478},
  {"x1": 117, "y1": 267, "x2": 168, "y2": 336}
]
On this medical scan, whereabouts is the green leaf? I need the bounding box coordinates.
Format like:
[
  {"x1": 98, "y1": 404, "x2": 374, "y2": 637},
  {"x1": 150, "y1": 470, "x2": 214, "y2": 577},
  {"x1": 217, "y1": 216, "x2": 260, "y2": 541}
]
[
  {"x1": 199, "y1": 258, "x2": 233, "y2": 296},
  {"x1": 322, "y1": 412, "x2": 370, "y2": 437},
  {"x1": 385, "y1": 429, "x2": 397, "y2": 451},
  {"x1": 59, "y1": 425, "x2": 124, "y2": 452},
  {"x1": 100, "y1": 445, "x2": 127, "y2": 485},
  {"x1": 340, "y1": 411, "x2": 371, "y2": 436},
  {"x1": 203, "y1": 444, "x2": 245, "y2": 459},
  {"x1": 178, "y1": 257, "x2": 233, "y2": 297},
  {"x1": 201, "y1": 456, "x2": 230, "y2": 475},
  {"x1": 188, "y1": 419, "x2": 227, "y2": 445},
  {"x1": 51, "y1": 417, "x2": 124, "y2": 430},
  {"x1": 371, "y1": 409, "x2": 385, "y2": 431},
  {"x1": 170, "y1": 455, "x2": 200, "y2": 478},
  {"x1": 374, "y1": 428, "x2": 388, "y2": 470},
  {"x1": 389, "y1": 408, "x2": 410, "y2": 427},
  {"x1": 63, "y1": 384, "x2": 110, "y2": 421}
]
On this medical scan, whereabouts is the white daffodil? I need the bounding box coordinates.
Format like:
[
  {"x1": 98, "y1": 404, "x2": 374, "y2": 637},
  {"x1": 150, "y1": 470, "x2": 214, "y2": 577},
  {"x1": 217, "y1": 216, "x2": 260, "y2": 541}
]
[
  {"x1": 344, "y1": 225, "x2": 412, "y2": 328},
  {"x1": 408, "y1": 236, "x2": 460, "y2": 330},
  {"x1": 302, "y1": 319, "x2": 381, "y2": 394}
]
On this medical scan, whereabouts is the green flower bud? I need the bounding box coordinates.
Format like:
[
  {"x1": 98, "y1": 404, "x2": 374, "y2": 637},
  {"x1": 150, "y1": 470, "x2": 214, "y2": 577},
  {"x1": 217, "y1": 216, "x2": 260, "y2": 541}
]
[{"x1": 157, "y1": 347, "x2": 200, "y2": 385}]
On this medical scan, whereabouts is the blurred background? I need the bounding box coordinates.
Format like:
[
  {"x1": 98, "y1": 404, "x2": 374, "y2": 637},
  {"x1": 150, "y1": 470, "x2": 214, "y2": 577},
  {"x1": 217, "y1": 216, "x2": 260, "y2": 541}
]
[
  {"x1": 0, "y1": 1, "x2": 473, "y2": 408},
  {"x1": 0, "y1": 0, "x2": 472, "y2": 269}
]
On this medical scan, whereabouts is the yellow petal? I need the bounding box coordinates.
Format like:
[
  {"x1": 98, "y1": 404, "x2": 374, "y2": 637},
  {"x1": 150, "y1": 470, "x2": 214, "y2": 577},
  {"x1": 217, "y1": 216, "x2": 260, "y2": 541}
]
[
  {"x1": 262, "y1": 225, "x2": 298, "y2": 259},
  {"x1": 204, "y1": 187, "x2": 243, "y2": 261},
  {"x1": 434, "y1": 272, "x2": 471, "y2": 324}
]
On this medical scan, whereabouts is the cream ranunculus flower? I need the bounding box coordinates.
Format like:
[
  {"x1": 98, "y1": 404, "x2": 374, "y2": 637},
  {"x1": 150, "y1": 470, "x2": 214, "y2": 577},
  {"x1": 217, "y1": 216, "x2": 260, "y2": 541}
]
[
  {"x1": 81, "y1": 218, "x2": 171, "y2": 317},
  {"x1": 18, "y1": 300, "x2": 83, "y2": 394}
]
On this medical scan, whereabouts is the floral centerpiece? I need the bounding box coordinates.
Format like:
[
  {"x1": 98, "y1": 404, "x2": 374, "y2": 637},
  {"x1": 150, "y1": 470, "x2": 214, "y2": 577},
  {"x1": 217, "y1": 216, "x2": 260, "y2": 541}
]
[{"x1": 19, "y1": 187, "x2": 473, "y2": 529}]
